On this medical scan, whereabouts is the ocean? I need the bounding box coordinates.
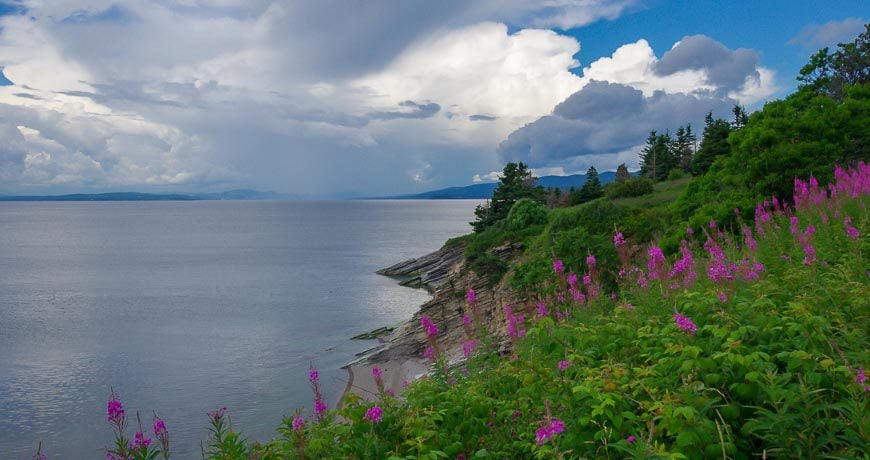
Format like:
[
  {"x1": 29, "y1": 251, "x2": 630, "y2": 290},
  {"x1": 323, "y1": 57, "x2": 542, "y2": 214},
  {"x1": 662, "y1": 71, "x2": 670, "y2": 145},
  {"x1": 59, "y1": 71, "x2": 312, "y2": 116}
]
[{"x1": 0, "y1": 200, "x2": 480, "y2": 458}]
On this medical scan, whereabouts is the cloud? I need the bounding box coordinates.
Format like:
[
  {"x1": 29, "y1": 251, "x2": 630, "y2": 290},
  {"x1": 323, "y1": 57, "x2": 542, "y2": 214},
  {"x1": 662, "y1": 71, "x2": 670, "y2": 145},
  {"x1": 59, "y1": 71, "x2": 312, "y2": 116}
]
[
  {"x1": 368, "y1": 100, "x2": 441, "y2": 120},
  {"x1": 579, "y1": 37, "x2": 778, "y2": 104},
  {"x1": 1, "y1": 1, "x2": 623, "y2": 193},
  {"x1": 472, "y1": 171, "x2": 502, "y2": 183},
  {"x1": 495, "y1": 33, "x2": 779, "y2": 172},
  {"x1": 653, "y1": 35, "x2": 760, "y2": 92},
  {"x1": 0, "y1": 2, "x2": 776, "y2": 194},
  {"x1": 788, "y1": 18, "x2": 867, "y2": 50},
  {"x1": 497, "y1": 80, "x2": 735, "y2": 170}
]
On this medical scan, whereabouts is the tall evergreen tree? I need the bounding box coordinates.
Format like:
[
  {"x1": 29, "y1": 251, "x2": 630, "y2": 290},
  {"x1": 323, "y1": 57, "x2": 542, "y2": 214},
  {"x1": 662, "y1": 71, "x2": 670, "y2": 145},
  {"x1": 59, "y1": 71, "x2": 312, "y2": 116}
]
[
  {"x1": 691, "y1": 112, "x2": 732, "y2": 176},
  {"x1": 674, "y1": 124, "x2": 696, "y2": 172},
  {"x1": 471, "y1": 162, "x2": 544, "y2": 232},
  {"x1": 732, "y1": 104, "x2": 749, "y2": 129},
  {"x1": 573, "y1": 165, "x2": 604, "y2": 204},
  {"x1": 615, "y1": 163, "x2": 631, "y2": 182},
  {"x1": 639, "y1": 130, "x2": 677, "y2": 180}
]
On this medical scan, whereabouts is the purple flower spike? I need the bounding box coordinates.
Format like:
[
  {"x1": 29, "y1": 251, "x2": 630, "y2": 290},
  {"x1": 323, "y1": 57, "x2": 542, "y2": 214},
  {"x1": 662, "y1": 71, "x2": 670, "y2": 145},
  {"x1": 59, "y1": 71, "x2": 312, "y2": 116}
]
[
  {"x1": 364, "y1": 405, "x2": 383, "y2": 423},
  {"x1": 673, "y1": 313, "x2": 697, "y2": 335},
  {"x1": 292, "y1": 416, "x2": 304, "y2": 431}
]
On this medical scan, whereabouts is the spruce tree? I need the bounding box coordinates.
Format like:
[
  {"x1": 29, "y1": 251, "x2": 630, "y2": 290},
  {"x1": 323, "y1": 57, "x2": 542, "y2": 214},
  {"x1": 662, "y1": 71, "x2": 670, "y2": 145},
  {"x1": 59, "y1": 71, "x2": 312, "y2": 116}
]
[
  {"x1": 576, "y1": 165, "x2": 604, "y2": 203},
  {"x1": 691, "y1": 112, "x2": 732, "y2": 176},
  {"x1": 615, "y1": 163, "x2": 630, "y2": 182},
  {"x1": 471, "y1": 162, "x2": 544, "y2": 232}
]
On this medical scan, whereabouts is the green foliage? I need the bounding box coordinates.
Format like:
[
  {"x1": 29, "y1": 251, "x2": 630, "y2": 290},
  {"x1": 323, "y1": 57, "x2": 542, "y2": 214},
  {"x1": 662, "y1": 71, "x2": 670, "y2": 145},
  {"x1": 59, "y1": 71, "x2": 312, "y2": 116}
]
[
  {"x1": 615, "y1": 163, "x2": 631, "y2": 182},
  {"x1": 570, "y1": 165, "x2": 604, "y2": 205},
  {"x1": 639, "y1": 130, "x2": 679, "y2": 180},
  {"x1": 675, "y1": 83, "x2": 870, "y2": 233},
  {"x1": 690, "y1": 112, "x2": 731, "y2": 176},
  {"x1": 205, "y1": 409, "x2": 250, "y2": 460},
  {"x1": 508, "y1": 198, "x2": 548, "y2": 230},
  {"x1": 471, "y1": 162, "x2": 545, "y2": 232},
  {"x1": 798, "y1": 23, "x2": 869, "y2": 100},
  {"x1": 605, "y1": 177, "x2": 655, "y2": 199},
  {"x1": 666, "y1": 168, "x2": 685, "y2": 181}
]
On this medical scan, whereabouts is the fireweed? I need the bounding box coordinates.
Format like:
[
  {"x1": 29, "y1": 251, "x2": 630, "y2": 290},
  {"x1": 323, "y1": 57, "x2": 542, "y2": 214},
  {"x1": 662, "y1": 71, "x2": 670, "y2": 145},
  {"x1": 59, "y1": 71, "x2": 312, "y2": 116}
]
[{"x1": 309, "y1": 366, "x2": 327, "y2": 421}]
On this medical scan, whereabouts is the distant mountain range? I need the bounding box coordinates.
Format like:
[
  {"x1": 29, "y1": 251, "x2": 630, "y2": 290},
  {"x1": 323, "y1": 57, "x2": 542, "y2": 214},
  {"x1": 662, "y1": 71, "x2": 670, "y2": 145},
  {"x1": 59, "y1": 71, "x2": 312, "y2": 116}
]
[
  {"x1": 0, "y1": 189, "x2": 295, "y2": 201},
  {"x1": 378, "y1": 171, "x2": 617, "y2": 199},
  {"x1": 0, "y1": 173, "x2": 621, "y2": 201}
]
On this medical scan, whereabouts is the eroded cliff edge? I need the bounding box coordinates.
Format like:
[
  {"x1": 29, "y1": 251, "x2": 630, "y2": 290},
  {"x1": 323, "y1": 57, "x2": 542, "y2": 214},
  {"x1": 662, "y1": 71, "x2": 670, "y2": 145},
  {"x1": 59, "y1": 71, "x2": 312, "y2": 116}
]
[{"x1": 341, "y1": 240, "x2": 521, "y2": 401}]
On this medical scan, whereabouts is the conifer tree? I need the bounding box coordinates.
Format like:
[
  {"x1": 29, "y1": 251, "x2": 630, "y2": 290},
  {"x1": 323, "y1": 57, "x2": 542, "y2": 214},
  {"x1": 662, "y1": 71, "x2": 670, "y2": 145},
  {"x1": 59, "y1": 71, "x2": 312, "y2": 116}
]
[
  {"x1": 471, "y1": 162, "x2": 544, "y2": 232},
  {"x1": 615, "y1": 163, "x2": 630, "y2": 182},
  {"x1": 691, "y1": 112, "x2": 732, "y2": 176},
  {"x1": 575, "y1": 165, "x2": 604, "y2": 203}
]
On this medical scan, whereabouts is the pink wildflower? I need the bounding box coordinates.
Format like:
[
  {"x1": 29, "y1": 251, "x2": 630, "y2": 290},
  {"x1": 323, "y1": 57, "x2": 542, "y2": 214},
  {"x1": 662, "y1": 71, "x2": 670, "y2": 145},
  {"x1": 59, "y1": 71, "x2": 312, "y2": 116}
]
[
  {"x1": 421, "y1": 316, "x2": 439, "y2": 337},
  {"x1": 858, "y1": 367, "x2": 868, "y2": 391},
  {"x1": 627, "y1": 435, "x2": 636, "y2": 443},
  {"x1": 803, "y1": 243, "x2": 817, "y2": 265},
  {"x1": 717, "y1": 291, "x2": 728, "y2": 303},
  {"x1": 364, "y1": 405, "x2": 383, "y2": 423},
  {"x1": 614, "y1": 231, "x2": 626, "y2": 246},
  {"x1": 372, "y1": 366, "x2": 382, "y2": 380},
  {"x1": 131, "y1": 431, "x2": 151, "y2": 449},
  {"x1": 292, "y1": 416, "x2": 304, "y2": 431},
  {"x1": 107, "y1": 393, "x2": 125, "y2": 423},
  {"x1": 586, "y1": 254, "x2": 596, "y2": 267},
  {"x1": 558, "y1": 360, "x2": 572, "y2": 371},
  {"x1": 553, "y1": 259, "x2": 565, "y2": 273},
  {"x1": 647, "y1": 245, "x2": 666, "y2": 278},
  {"x1": 152, "y1": 417, "x2": 167, "y2": 437},
  {"x1": 314, "y1": 400, "x2": 327, "y2": 417},
  {"x1": 466, "y1": 288, "x2": 476, "y2": 303},
  {"x1": 536, "y1": 418, "x2": 566, "y2": 445},
  {"x1": 673, "y1": 313, "x2": 697, "y2": 335},
  {"x1": 568, "y1": 272, "x2": 578, "y2": 286},
  {"x1": 423, "y1": 345, "x2": 436, "y2": 361},
  {"x1": 462, "y1": 339, "x2": 479, "y2": 358},
  {"x1": 536, "y1": 302, "x2": 549, "y2": 318}
]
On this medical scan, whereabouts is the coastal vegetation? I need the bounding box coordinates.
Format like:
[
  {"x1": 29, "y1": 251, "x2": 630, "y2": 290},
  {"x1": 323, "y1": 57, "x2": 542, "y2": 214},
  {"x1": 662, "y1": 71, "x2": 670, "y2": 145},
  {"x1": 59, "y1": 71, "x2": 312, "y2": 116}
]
[{"x1": 32, "y1": 24, "x2": 869, "y2": 460}]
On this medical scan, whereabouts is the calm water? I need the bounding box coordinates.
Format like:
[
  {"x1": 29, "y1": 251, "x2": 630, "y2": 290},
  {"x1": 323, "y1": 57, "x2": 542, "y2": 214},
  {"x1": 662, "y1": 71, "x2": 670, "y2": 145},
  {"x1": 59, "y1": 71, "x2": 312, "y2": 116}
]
[{"x1": 0, "y1": 200, "x2": 479, "y2": 458}]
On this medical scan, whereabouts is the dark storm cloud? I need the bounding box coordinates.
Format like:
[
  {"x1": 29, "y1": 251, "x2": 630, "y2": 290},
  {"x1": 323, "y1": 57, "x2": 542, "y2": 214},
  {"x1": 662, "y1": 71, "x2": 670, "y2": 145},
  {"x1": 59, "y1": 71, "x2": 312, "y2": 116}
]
[
  {"x1": 653, "y1": 35, "x2": 760, "y2": 91},
  {"x1": 498, "y1": 80, "x2": 735, "y2": 167},
  {"x1": 367, "y1": 100, "x2": 441, "y2": 120}
]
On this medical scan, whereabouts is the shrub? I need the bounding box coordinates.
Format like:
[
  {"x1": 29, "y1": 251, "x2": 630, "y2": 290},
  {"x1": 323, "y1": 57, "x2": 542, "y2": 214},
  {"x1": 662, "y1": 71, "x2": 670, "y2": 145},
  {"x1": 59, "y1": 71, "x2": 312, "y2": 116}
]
[
  {"x1": 605, "y1": 177, "x2": 655, "y2": 199},
  {"x1": 507, "y1": 198, "x2": 548, "y2": 230},
  {"x1": 666, "y1": 168, "x2": 685, "y2": 181}
]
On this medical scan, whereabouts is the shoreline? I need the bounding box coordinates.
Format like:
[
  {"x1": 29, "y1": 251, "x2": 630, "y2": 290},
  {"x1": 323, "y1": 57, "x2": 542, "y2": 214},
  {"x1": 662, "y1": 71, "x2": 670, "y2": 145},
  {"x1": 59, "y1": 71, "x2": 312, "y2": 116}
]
[
  {"x1": 339, "y1": 242, "x2": 466, "y2": 403},
  {"x1": 339, "y1": 239, "x2": 519, "y2": 405}
]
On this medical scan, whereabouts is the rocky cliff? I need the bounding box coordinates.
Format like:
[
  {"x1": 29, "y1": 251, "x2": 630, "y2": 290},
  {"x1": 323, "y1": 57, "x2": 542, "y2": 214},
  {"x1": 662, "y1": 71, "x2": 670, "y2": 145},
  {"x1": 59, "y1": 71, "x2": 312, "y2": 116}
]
[{"x1": 351, "y1": 241, "x2": 522, "y2": 368}]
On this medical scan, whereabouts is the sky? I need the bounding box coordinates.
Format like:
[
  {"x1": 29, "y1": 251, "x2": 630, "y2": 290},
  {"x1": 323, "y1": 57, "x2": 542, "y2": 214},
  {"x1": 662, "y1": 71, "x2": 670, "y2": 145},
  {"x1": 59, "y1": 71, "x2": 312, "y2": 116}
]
[{"x1": 0, "y1": 1, "x2": 866, "y2": 197}]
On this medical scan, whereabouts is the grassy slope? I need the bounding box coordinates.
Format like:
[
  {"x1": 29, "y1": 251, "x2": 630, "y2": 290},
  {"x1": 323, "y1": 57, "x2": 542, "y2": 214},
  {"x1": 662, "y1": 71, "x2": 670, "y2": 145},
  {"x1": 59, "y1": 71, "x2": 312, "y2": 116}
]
[{"x1": 249, "y1": 170, "x2": 869, "y2": 459}]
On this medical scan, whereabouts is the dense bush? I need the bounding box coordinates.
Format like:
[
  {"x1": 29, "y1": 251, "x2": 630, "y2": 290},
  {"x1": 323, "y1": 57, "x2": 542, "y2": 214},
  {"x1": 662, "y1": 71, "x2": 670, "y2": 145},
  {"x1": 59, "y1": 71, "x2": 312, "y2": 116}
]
[
  {"x1": 508, "y1": 198, "x2": 548, "y2": 230},
  {"x1": 605, "y1": 177, "x2": 655, "y2": 199}
]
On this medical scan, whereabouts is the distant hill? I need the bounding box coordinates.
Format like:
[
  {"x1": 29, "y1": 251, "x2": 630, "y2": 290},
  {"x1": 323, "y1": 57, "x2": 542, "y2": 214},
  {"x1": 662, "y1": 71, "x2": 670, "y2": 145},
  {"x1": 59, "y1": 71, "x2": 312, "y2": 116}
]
[
  {"x1": 0, "y1": 189, "x2": 294, "y2": 201},
  {"x1": 379, "y1": 171, "x2": 618, "y2": 199}
]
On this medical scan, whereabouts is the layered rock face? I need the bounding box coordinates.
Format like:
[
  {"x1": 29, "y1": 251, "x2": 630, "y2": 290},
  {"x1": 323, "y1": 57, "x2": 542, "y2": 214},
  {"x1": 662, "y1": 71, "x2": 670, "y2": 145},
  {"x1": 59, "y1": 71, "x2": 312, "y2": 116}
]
[{"x1": 355, "y1": 241, "x2": 521, "y2": 367}]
